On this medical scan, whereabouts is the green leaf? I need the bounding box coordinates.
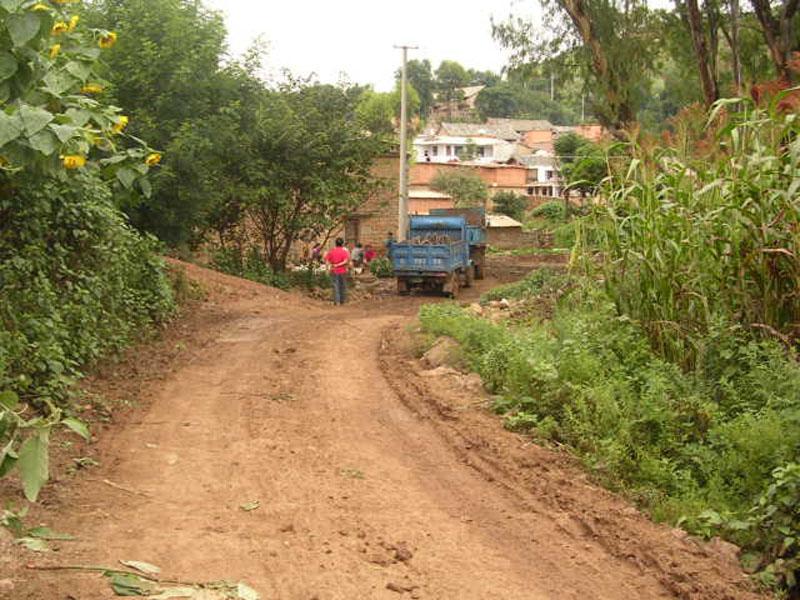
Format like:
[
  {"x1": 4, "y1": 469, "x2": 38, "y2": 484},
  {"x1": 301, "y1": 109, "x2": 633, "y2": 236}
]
[
  {"x1": 19, "y1": 104, "x2": 53, "y2": 136},
  {"x1": 6, "y1": 13, "x2": 42, "y2": 48},
  {"x1": 119, "y1": 560, "x2": 161, "y2": 575},
  {"x1": 65, "y1": 61, "x2": 91, "y2": 82},
  {"x1": 42, "y1": 70, "x2": 75, "y2": 96},
  {"x1": 116, "y1": 166, "x2": 136, "y2": 189},
  {"x1": 0, "y1": 83, "x2": 9, "y2": 104},
  {"x1": 138, "y1": 177, "x2": 152, "y2": 198},
  {"x1": 0, "y1": 0, "x2": 25, "y2": 10},
  {"x1": 65, "y1": 108, "x2": 91, "y2": 127},
  {"x1": 0, "y1": 440, "x2": 18, "y2": 478},
  {"x1": 107, "y1": 572, "x2": 155, "y2": 596},
  {"x1": 17, "y1": 429, "x2": 49, "y2": 502},
  {"x1": 28, "y1": 526, "x2": 76, "y2": 541},
  {"x1": 0, "y1": 110, "x2": 24, "y2": 148},
  {"x1": 28, "y1": 130, "x2": 57, "y2": 156},
  {"x1": 50, "y1": 123, "x2": 78, "y2": 144},
  {"x1": 15, "y1": 537, "x2": 49, "y2": 552},
  {"x1": 0, "y1": 390, "x2": 18, "y2": 410},
  {"x1": 0, "y1": 52, "x2": 18, "y2": 82},
  {"x1": 62, "y1": 417, "x2": 90, "y2": 440}
]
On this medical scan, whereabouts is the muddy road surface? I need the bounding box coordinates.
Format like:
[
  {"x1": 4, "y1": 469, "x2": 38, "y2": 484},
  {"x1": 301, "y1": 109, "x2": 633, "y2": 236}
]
[{"x1": 3, "y1": 261, "x2": 762, "y2": 599}]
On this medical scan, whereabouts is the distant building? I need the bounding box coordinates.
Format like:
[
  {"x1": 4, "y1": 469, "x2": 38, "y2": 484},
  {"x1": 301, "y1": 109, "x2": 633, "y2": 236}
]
[{"x1": 430, "y1": 85, "x2": 485, "y2": 121}]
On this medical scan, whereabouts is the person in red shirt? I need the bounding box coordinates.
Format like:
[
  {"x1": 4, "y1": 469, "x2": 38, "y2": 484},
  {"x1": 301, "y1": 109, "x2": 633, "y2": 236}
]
[
  {"x1": 324, "y1": 237, "x2": 350, "y2": 305},
  {"x1": 363, "y1": 244, "x2": 377, "y2": 264}
]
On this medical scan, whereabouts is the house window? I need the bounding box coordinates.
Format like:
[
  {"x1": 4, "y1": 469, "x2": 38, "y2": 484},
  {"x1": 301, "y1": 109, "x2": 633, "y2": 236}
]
[
  {"x1": 484, "y1": 146, "x2": 493, "y2": 158},
  {"x1": 345, "y1": 217, "x2": 360, "y2": 243},
  {"x1": 527, "y1": 186, "x2": 534, "y2": 195},
  {"x1": 545, "y1": 170, "x2": 554, "y2": 180},
  {"x1": 431, "y1": 146, "x2": 438, "y2": 157},
  {"x1": 446, "y1": 145, "x2": 452, "y2": 156}
]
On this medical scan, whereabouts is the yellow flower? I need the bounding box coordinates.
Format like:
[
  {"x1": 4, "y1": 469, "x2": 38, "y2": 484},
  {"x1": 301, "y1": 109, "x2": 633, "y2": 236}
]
[
  {"x1": 31, "y1": 3, "x2": 50, "y2": 11},
  {"x1": 62, "y1": 155, "x2": 86, "y2": 169},
  {"x1": 51, "y1": 22, "x2": 69, "y2": 35},
  {"x1": 98, "y1": 31, "x2": 117, "y2": 49},
  {"x1": 80, "y1": 83, "x2": 104, "y2": 94},
  {"x1": 49, "y1": 44, "x2": 61, "y2": 59},
  {"x1": 68, "y1": 15, "x2": 80, "y2": 32},
  {"x1": 145, "y1": 153, "x2": 162, "y2": 167},
  {"x1": 113, "y1": 115, "x2": 129, "y2": 133}
]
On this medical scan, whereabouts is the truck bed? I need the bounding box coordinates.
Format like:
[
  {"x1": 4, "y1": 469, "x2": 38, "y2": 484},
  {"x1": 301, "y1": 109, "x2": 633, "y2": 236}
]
[{"x1": 391, "y1": 240, "x2": 469, "y2": 275}]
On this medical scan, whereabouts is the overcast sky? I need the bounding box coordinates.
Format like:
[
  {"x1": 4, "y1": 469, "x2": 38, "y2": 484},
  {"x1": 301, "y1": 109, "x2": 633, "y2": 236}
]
[{"x1": 205, "y1": 0, "x2": 540, "y2": 91}]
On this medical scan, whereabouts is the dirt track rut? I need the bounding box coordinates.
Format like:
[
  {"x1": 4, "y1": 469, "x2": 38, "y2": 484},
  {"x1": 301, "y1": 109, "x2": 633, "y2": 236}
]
[{"x1": 4, "y1": 264, "x2": 763, "y2": 599}]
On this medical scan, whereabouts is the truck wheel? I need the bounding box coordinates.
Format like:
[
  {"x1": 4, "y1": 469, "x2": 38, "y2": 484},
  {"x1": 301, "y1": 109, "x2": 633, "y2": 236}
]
[
  {"x1": 444, "y1": 273, "x2": 459, "y2": 298},
  {"x1": 397, "y1": 278, "x2": 409, "y2": 296},
  {"x1": 464, "y1": 265, "x2": 474, "y2": 288}
]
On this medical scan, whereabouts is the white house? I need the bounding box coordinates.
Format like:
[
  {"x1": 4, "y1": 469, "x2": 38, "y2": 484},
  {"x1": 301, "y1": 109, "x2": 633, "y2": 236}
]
[
  {"x1": 519, "y1": 150, "x2": 563, "y2": 198},
  {"x1": 413, "y1": 134, "x2": 516, "y2": 165}
]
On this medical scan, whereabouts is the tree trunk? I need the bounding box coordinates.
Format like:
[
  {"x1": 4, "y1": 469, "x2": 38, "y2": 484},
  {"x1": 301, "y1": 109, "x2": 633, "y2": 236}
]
[
  {"x1": 560, "y1": 0, "x2": 634, "y2": 139},
  {"x1": 729, "y1": 0, "x2": 743, "y2": 93},
  {"x1": 750, "y1": 0, "x2": 799, "y2": 81},
  {"x1": 682, "y1": 0, "x2": 720, "y2": 106}
]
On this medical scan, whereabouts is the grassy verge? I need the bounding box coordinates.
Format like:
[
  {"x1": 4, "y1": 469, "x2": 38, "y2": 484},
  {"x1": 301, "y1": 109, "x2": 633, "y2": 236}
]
[{"x1": 420, "y1": 270, "x2": 800, "y2": 591}]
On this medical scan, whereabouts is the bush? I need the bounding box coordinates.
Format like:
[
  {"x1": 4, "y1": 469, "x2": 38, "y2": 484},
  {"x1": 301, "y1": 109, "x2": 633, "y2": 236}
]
[
  {"x1": 492, "y1": 191, "x2": 528, "y2": 221},
  {"x1": 0, "y1": 174, "x2": 175, "y2": 402},
  {"x1": 531, "y1": 200, "x2": 566, "y2": 221},
  {"x1": 211, "y1": 246, "x2": 290, "y2": 289},
  {"x1": 369, "y1": 257, "x2": 393, "y2": 278},
  {"x1": 482, "y1": 268, "x2": 568, "y2": 302}
]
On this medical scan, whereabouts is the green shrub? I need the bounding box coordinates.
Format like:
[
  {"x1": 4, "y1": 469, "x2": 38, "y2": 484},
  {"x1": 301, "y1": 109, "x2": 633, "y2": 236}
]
[
  {"x1": 369, "y1": 257, "x2": 393, "y2": 278},
  {"x1": 211, "y1": 246, "x2": 290, "y2": 289},
  {"x1": 531, "y1": 200, "x2": 566, "y2": 221},
  {"x1": 482, "y1": 268, "x2": 568, "y2": 302},
  {"x1": 0, "y1": 174, "x2": 175, "y2": 402},
  {"x1": 493, "y1": 191, "x2": 528, "y2": 221}
]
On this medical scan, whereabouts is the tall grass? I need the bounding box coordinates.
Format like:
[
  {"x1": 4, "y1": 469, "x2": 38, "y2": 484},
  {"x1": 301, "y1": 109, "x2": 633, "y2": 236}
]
[{"x1": 597, "y1": 100, "x2": 800, "y2": 366}]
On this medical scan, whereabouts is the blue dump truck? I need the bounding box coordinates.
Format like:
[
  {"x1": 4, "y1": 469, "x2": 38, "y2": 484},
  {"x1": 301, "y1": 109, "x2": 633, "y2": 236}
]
[
  {"x1": 390, "y1": 214, "x2": 483, "y2": 298},
  {"x1": 430, "y1": 207, "x2": 487, "y2": 280}
]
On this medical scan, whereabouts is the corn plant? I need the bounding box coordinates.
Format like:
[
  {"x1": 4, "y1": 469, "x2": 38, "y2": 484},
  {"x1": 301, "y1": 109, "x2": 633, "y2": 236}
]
[{"x1": 597, "y1": 97, "x2": 800, "y2": 366}]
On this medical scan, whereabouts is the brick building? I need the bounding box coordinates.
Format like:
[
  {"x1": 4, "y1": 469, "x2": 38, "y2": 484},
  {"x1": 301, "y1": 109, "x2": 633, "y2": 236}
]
[{"x1": 341, "y1": 154, "x2": 400, "y2": 249}]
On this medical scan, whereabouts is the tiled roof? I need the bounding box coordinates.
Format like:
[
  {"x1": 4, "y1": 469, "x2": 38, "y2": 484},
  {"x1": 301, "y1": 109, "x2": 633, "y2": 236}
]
[
  {"x1": 487, "y1": 118, "x2": 554, "y2": 132},
  {"x1": 486, "y1": 214, "x2": 523, "y2": 228},
  {"x1": 438, "y1": 121, "x2": 520, "y2": 141}
]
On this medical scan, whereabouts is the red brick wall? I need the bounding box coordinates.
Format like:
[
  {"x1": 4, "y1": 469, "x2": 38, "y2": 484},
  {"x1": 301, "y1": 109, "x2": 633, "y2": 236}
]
[{"x1": 347, "y1": 154, "x2": 400, "y2": 250}]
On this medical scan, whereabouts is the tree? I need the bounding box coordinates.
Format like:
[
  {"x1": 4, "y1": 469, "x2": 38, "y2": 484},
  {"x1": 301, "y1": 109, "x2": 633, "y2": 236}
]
[
  {"x1": 476, "y1": 82, "x2": 577, "y2": 123},
  {"x1": 554, "y1": 133, "x2": 607, "y2": 197},
  {"x1": 493, "y1": 2, "x2": 660, "y2": 137},
  {"x1": 678, "y1": 0, "x2": 721, "y2": 106},
  {"x1": 492, "y1": 191, "x2": 528, "y2": 220},
  {"x1": 749, "y1": 0, "x2": 799, "y2": 81},
  {"x1": 81, "y1": 0, "x2": 228, "y2": 243},
  {"x1": 430, "y1": 169, "x2": 489, "y2": 208},
  {"x1": 435, "y1": 60, "x2": 469, "y2": 107},
  {"x1": 206, "y1": 80, "x2": 389, "y2": 271},
  {"x1": 398, "y1": 59, "x2": 435, "y2": 117},
  {"x1": 356, "y1": 83, "x2": 420, "y2": 139}
]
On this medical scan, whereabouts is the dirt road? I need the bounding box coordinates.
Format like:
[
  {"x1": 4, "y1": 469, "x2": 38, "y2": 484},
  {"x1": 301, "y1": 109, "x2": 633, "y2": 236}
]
[{"x1": 3, "y1": 263, "x2": 762, "y2": 599}]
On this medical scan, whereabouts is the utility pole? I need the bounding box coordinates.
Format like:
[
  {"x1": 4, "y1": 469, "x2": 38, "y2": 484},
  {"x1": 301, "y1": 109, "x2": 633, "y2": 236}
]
[
  {"x1": 550, "y1": 72, "x2": 555, "y2": 101},
  {"x1": 394, "y1": 44, "x2": 417, "y2": 242}
]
